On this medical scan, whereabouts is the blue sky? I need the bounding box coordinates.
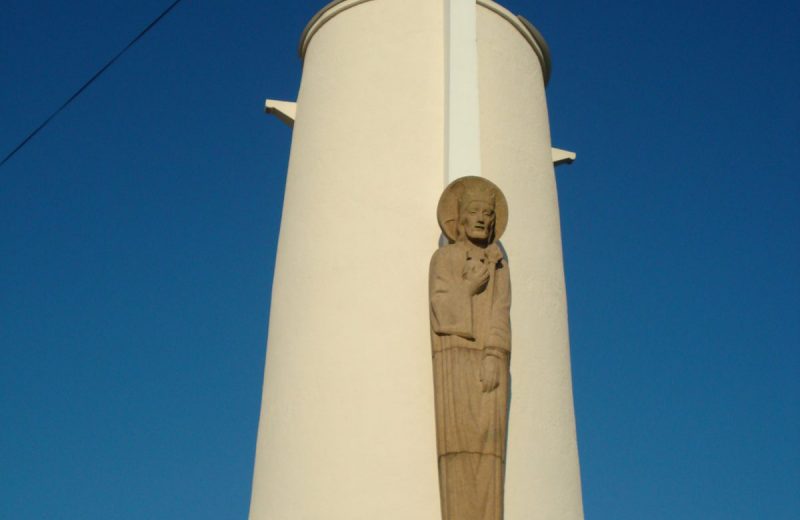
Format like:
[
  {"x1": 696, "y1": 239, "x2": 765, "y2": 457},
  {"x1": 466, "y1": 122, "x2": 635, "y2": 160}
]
[{"x1": 1, "y1": 1, "x2": 798, "y2": 518}]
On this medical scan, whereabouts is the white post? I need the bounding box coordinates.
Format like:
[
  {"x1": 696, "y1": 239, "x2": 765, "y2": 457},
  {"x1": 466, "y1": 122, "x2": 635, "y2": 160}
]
[{"x1": 445, "y1": 0, "x2": 482, "y2": 184}]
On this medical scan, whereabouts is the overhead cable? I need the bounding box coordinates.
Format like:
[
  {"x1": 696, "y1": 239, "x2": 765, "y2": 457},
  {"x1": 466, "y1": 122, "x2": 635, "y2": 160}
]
[{"x1": 0, "y1": 0, "x2": 185, "y2": 169}]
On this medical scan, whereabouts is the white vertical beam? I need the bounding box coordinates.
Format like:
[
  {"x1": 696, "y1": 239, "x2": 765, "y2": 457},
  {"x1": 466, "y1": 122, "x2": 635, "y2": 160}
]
[{"x1": 445, "y1": 0, "x2": 482, "y2": 185}]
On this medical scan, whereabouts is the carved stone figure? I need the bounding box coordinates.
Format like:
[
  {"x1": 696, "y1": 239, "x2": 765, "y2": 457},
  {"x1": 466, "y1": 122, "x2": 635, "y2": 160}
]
[{"x1": 430, "y1": 176, "x2": 511, "y2": 520}]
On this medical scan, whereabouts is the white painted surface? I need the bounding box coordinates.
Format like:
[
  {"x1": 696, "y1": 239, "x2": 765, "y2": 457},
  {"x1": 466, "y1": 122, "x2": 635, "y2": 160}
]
[
  {"x1": 264, "y1": 100, "x2": 575, "y2": 168},
  {"x1": 251, "y1": 2, "x2": 583, "y2": 519},
  {"x1": 445, "y1": 0, "x2": 482, "y2": 184},
  {"x1": 250, "y1": 1, "x2": 443, "y2": 518}
]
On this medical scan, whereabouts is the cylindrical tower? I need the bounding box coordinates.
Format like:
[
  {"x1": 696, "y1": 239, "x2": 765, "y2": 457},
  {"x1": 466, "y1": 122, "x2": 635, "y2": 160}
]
[{"x1": 250, "y1": 2, "x2": 583, "y2": 519}]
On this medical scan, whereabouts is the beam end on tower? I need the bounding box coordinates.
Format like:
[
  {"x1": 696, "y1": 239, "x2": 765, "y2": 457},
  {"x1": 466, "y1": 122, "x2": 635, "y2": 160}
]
[{"x1": 265, "y1": 99, "x2": 297, "y2": 128}]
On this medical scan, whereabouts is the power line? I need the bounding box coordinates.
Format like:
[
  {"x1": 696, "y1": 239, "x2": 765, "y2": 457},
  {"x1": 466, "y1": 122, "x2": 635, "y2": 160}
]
[{"x1": 0, "y1": 0, "x2": 185, "y2": 169}]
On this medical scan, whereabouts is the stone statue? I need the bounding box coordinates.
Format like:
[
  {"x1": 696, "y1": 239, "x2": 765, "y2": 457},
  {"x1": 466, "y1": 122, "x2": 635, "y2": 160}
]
[{"x1": 429, "y1": 176, "x2": 511, "y2": 520}]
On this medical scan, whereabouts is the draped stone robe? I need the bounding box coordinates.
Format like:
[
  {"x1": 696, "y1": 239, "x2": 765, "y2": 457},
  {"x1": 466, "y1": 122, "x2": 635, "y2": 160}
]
[{"x1": 429, "y1": 240, "x2": 511, "y2": 520}]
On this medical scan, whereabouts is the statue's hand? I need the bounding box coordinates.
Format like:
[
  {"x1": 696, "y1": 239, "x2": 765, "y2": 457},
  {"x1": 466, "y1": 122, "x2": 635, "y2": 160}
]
[
  {"x1": 463, "y1": 262, "x2": 489, "y2": 295},
  {"x1": 480, "y1": 354, "x2": 502, "y2": 393}
]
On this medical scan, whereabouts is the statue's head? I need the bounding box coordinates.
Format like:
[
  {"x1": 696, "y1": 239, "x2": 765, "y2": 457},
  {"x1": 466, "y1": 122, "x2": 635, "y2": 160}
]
[
  {"x1": 437, "y1": 176, "x2": 507, "y2": 245},
  {"x1": 457, "y1": 184, "x2": 496, "y2": 244}
]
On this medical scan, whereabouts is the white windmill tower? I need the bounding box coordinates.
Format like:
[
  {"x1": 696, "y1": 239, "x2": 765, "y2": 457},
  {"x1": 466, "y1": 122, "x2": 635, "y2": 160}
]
[{"x1": 251, "y1": 2, "x2": 582, "y2": 519}]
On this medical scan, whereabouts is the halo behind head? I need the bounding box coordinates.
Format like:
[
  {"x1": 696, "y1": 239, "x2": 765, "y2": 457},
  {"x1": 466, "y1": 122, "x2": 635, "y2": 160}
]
[{"x1": 437, "y1": 176, "x2": 508, "y2": 243}]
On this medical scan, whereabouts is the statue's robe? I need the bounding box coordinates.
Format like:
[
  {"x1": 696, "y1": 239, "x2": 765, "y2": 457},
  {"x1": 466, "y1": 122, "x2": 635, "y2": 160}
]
[{"x1": 429, "y1": 240, "x2": 511, "y2": 520}]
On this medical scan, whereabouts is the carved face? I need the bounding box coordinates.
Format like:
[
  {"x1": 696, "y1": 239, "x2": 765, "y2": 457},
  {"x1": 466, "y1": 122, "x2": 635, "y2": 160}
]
[{"x1": 460, "y1": 200, "x2": 495, "y2": 242}]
